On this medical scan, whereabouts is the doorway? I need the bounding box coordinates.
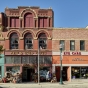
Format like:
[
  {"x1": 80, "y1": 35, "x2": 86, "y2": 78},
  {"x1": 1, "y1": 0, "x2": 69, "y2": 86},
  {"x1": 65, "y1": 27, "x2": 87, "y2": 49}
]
[
  {"x1": 55, "y1": 66, "x2": 68, "y2": 81},
  {"x1": 22, "y1": 67, "x2": 34, "y2": 82}
]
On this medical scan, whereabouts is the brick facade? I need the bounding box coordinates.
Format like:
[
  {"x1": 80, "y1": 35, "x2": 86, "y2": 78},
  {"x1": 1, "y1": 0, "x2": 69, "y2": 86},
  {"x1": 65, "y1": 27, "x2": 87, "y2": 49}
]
[{"x1": 0, "y1": 6, "x2": 88, "y2": 82}]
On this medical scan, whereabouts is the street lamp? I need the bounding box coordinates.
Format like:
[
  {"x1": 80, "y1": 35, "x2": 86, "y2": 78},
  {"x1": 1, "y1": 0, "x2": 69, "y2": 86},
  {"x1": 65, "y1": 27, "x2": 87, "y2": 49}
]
[{"x1": 59, "y1": 44, "x2": 63, "y2": 84}]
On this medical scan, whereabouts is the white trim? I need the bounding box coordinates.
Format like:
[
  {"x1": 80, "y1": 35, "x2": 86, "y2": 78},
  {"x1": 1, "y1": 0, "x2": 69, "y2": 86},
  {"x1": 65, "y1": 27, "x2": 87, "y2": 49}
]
[
  {"x1": 70, "y1": 66, "x2": 71, "y2": 82},
  {"x1": 52, "y1": 64, "x2": 88, "y2": 66},
  {"x1": 52, "y1": 51, "x2": 88, "y2": 55}
]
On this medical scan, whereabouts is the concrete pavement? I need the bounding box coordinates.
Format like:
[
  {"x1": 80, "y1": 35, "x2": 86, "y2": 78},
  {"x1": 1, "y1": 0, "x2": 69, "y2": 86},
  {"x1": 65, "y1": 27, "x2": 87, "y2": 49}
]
[{"x1": 0, "y1": 82, "x2": 88, "y2": 88}]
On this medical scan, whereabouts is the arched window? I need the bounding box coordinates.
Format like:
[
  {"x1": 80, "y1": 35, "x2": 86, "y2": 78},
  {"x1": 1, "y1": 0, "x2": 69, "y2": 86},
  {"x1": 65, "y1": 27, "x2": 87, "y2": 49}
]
[
  {"x1": 24, "y1": 33, "x2": 33, "y2": 49},
  {"x1": 24, "y1": 13, "x2": 33, "y2": 27},
  {"x1": 38, "y1": 33, "x2": 47, "y2": 49},
  {"x1": 10, "y1": 33, "x2": 19, "y2": 49}
]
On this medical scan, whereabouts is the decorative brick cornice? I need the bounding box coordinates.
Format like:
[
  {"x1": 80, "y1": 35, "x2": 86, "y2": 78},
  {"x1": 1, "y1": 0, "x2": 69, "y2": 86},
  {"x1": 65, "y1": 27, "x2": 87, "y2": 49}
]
[{"x1": 53, "y1": 28, "x2": 88, "y2": 30}]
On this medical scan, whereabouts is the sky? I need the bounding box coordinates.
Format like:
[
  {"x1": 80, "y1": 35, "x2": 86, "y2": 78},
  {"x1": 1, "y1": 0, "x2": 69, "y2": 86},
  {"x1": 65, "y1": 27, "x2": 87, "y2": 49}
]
[{"x1": 0, "y1": 0, "x2": 88, "y2": 28}]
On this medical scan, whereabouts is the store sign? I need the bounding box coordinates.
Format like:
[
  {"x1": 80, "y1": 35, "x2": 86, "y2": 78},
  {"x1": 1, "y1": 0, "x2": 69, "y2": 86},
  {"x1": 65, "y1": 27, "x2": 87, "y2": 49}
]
[
  {"x1": 5, "y1": 51, "x2": 52, "y2": 55},
  {"x1": 72, "y1": 58, "x2": 88, "y2": 61},
  {"x1": 11, "y1": 51, "x2": 47, "y2": 55},
  {"x1": 64, "y1": 52, "x2": 81, "y2": 55}
]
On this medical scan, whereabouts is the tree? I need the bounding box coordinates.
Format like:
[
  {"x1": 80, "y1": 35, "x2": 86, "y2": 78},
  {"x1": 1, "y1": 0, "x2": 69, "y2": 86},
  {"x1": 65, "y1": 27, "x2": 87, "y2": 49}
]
[{"x1": 0, "y1": 45, "x2": 4, "y2": 58}]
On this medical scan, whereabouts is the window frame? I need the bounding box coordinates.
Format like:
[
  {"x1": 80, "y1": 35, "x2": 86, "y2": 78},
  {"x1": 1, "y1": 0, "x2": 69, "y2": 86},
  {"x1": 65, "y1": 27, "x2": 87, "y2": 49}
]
[
  {"x1": 39, "y1": 38, "x2": 47, "y2": 49},
  {"x1": 70, "y1": 40, "x2": 75, "y2": 51},
  {"x1": 10, "y1": 33, "x2": 19, "y2": 49},
  {"x1": 59, "y1": 40, "x2": 65, "y2": 50},
  {"x1": 80, "y1": 40, "x2": 85, "y2": 51}
]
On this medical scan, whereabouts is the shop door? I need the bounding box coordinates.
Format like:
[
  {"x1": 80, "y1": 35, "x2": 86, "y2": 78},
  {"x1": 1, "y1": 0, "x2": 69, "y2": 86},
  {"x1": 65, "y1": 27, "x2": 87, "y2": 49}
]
[
  {"x1": 62, "y1": 67, "x2": 67, "y2": 81},
  {"x1": 55, "y1": 66, "x2": 68, "y2": 81},
  {"x1": 55, "y1": 66, "x2": 60, "y2": 81}
]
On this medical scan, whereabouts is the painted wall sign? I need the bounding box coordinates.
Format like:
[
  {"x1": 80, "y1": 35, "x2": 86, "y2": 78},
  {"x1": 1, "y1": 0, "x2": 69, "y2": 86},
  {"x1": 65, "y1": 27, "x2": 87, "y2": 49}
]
[
  {"x1": 72, "y1": 58, "x2": 88, "y2": 61},
  {"x1": 64, "y1": 52, "x2": 81, "y2": 55},
  {"x1": 5, "y1": 51, "x2": 52, "y2": 55}
]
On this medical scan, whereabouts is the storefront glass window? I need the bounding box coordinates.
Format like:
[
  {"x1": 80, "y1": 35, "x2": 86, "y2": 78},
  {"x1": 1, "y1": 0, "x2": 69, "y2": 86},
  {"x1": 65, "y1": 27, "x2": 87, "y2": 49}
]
[
  {"x1": 14, "y1": 56, "x2": 21, "y2": 64},
  {"x1": 6, "y1": 66, "x2": 20, "y2": 75},
  {"x1": 5, "y1": 56, "x2": 21, "y2": 64},
  {"x1": 5, "y1": 56, "x2": 14, "y2": 64},
  {"x1": 44, "y1": 56, "x2": 52, "y2": 64},
  {"x1": 71, "y1": 67, "x2": 88, "y2": 79},
  {"x1": 29, "y1": 56, "x2": 37, "y2": 64},
  {"x1": 22, "y1": 56, "x2": 29, "y2": 64}
]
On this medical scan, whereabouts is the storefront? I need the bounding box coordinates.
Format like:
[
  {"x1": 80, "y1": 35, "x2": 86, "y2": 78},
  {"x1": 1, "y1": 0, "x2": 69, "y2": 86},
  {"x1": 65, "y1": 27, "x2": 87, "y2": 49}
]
[
  {"x1": 71, "y1": 66, "x2": 88, "y2": 79},
  {"x1": 5, "y1": 50, "x2": 52, "y2": 82},
  {"x1": 52, "y1": 51, "x2": 88, "y2": 81},
  {"x1": 0, "y1": 54, "x2": 4, "y2": 79}
]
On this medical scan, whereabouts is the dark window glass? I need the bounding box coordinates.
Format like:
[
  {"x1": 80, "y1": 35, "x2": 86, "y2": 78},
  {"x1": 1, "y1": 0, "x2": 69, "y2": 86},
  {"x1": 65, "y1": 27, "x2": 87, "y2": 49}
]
[
  {"x1": 60, "y1": 40, "x2": 65, "y2": 50},
  {"x1": 29, "y1": 56, "x2": 37, "y2": 64},
  {"x1": 10, "y1": 33, "x2": 19, "y2": 49},
  {"x1": 22, "y1": 56, "x2": 29, "y2": 64},
  {"x1": 70, "y1": 40, "x2": 75, "y2": 50},
  {"x1": 80, "y1": 40, "x2": 85, "y2": 50},
  {"x1": 24, "y1": 33, "x2": 33, "y2": 49},
  {"x1": 38, "y1": 33, "x2": 47, "y2": 49},
  {"x1": 39, "y1": 38, "x2": 47, "y2": 49},
  {"x1": 44, "y1": 56, "x2": 52, "y2": 64},
  {"x1": 14, "y1": 56, "x2": 21, "y2": 64},
  {"x1": 5, "y1": 56, "x2": 14, "y2": 64}
]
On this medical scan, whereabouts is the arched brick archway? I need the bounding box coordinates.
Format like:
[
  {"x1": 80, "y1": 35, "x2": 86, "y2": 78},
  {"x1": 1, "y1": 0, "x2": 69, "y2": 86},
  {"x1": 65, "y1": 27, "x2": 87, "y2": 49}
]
[
  {"x1": 20, "y1": 8, "x2": 37, "y2": 17},
  {"x1": 7, "y1": 30, "x2": 21, "y2": 38},
  {"x1": 36, "y1": 30, "x2": 51, "y2": 39},
  {"x1": 22, "y1": 30, "x2": 36, "y2": 39}
]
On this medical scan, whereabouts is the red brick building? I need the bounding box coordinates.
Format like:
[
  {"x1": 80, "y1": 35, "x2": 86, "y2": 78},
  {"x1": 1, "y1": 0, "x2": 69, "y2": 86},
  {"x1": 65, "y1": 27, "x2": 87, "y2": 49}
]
[
  {"x1": 52, "y1": 28, "x2": 88, "y2": 81},
  {"x1": 0, "y1": 6, "x2": 53, "y2": 81},
  {"x1": 0, "y1": 6, "x2": 88, "y2": 82}
]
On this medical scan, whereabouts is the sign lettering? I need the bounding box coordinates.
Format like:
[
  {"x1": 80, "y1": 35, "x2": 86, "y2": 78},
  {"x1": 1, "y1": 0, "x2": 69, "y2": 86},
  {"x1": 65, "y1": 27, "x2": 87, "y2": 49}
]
[
  {"x1": 10, "y1": 51, "x2": 47, "y2": 55},
  {"x1": 64, "y1": 52, "x2": 81, "y2": 55},
  {"x1": 72, "y1": 58, "x2": 88, "y2": 61}
]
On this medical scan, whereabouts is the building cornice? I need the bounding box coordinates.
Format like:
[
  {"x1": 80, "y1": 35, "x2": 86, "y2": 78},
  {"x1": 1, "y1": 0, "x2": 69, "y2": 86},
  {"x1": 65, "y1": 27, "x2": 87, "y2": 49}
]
[{"x1": 53, "y1": 28, "x2": 88, "y2": 30}]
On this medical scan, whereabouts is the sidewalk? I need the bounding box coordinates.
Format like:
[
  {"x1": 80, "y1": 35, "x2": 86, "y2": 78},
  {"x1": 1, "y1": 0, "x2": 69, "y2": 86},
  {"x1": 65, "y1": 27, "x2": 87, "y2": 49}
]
[{"x1": 0, "y1": 82, "x2": 88, "y2": 88}]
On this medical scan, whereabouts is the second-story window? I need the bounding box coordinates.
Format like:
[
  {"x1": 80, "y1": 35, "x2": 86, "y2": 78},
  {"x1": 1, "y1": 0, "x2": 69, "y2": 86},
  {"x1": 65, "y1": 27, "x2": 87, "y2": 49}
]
[
  {"x1": 10, "y1": 33, "x2": 19, "y2": 49},
  {"x1": 80, "y1": 40, "x2": 85, "y2": 50},
  {"x1": 70, "y1": 40, "x2": 75, "y2": 51},
  {"x1": 24, "y1": 13, "x2": 33, "y2": 27},
  {"x1": 38, "y1": 33, "x2": 47, "y2": 49},
  {"x1": 10, "y1": 17, "x2": 19, "y2": 28},
  {"x1": 60, "y1": 40, "x2": 65, "y2": 50},
  {"x1": 24, "y1": 33, "x2": 33, "y2": 49},
  {"x1": 38, "y1": 17, "x2": 48, "y2": 28}
]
